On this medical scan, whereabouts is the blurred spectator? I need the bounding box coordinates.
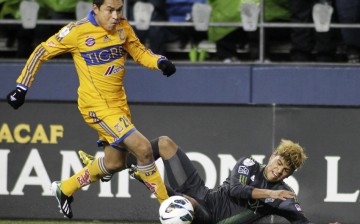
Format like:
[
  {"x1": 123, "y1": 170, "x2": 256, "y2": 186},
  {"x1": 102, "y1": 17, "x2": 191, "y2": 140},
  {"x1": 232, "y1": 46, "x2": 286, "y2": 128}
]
[
  {"x1": 0, "y1": 0, "x2": 47, "y2": 57},
  {"x1": 334, "y1": 0, "x2": 360, "y2": 63},
  {"x1": 0, "y1": 0, "x2": 91, "y2": 58},
  {"x1": 208, "y1": 0, "x2": 290, "y2": 62},
  {"x1": 40, "y1": 0, "x2": 93, "y2": 42},
  {"x1": 127, "y1": 0, "x2": 207, "y2": 57},
  {"x1": 127, "y1": 0, "x2": 168, "y2": 55},
  {"x1": 290, "y1": 0, "x2": 337, "y2": 62},
  {"x1": 165, "y1": 0, "x2": 208, "y2": 53},
  {"x1": 44, "y1": 0, "x2": 92, "y2": 20},
  {"x1": 208, "y1": 0, "x2": 242, "y2": 62},
  {"x1": 166, "y1": 0, "x2": 206, "y2": 22}
]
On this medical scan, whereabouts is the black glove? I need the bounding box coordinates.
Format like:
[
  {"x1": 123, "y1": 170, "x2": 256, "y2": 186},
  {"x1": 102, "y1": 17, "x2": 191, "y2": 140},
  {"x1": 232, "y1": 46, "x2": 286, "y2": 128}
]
[
  {"x1": 7, "y1": 87, "x2": 27, "y2": 109},
  {"x1": 158, "y1": 59, "x2": 176, "y2": 77}
]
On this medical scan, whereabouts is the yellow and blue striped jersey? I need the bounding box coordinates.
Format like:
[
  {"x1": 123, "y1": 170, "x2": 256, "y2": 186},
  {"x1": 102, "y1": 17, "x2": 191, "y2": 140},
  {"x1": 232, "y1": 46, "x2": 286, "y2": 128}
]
[{"x1": 16, "y1": 11, "x2": 162, "y2": 110}]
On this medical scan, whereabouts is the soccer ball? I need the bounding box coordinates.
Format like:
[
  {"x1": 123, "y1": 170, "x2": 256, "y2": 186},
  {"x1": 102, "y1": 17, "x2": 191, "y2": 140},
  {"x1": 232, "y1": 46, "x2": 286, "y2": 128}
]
[{"x1": 159, "y1": 195, "x2": 194, "y2": 224}]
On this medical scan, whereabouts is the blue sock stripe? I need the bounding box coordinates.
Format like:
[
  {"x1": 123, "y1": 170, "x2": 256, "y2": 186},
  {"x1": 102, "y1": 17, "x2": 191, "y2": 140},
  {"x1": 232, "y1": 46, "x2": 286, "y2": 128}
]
[
  {"x1": 98, "y1": 157, "x2": 111, "y2": 175},
  {"x1": 137, "y1": 162, "x2": 156, "y2": 172}
]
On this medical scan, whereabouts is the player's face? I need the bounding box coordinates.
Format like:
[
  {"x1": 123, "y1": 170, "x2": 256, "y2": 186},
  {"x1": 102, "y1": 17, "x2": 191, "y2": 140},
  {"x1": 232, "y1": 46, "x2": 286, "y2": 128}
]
[
  {"x1": 93, "y1": 0, "x2": 123, "y2": 31},
  {"x1": 264, "y1": 154, "x2": 293, "y2": 182}
]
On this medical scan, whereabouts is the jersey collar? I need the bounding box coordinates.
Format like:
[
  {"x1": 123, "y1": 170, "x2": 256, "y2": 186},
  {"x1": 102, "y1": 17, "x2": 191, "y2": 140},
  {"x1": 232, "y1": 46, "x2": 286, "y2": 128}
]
[{"x1": 87, "y1": 10, "x2": 99, "y2": 26}]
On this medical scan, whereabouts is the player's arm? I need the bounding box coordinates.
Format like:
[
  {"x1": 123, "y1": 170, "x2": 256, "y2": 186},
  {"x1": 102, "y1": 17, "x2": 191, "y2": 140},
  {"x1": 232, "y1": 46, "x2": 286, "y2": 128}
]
[
  {"x1": 251, "y1": 188, "x2": 295, "y2": 200},
  {"x1": 7, "y1": 23, "x2": 77, "y2": 109},
  {"x1": 272, "y1": 193, "x2": 313, "y2": 223},
  {"x1": 228, "y1": 157, "x2": 257, "y2": 199},
  {"x1": 122, "y1": 20, "x2": 176, "y2": 77}
]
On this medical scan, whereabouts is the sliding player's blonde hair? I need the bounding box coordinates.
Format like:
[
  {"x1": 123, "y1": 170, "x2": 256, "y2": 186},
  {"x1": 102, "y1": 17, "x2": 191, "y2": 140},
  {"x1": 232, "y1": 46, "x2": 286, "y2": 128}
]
[{"x1": 274, "y1": 139, "x2": 308, "y2": 171}]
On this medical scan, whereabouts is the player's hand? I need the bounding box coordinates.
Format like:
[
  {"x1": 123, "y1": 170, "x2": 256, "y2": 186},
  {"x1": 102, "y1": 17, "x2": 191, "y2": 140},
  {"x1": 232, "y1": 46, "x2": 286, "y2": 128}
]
[
  {"x1": 269, "y1": 190, "x2": 295, "y2": 200},
  {"x1": 158, "y1": 58, "x2": 176, "y2": 77},
  {"x1": 7, "y1": 87, "x2": 27, "y2": 109}
]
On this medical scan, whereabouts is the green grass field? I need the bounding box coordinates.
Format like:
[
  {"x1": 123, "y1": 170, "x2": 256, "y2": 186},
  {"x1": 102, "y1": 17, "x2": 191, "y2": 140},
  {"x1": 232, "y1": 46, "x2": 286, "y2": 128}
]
[{"x1": 0, "y1": 221, "x2": 158, "y2": 224}]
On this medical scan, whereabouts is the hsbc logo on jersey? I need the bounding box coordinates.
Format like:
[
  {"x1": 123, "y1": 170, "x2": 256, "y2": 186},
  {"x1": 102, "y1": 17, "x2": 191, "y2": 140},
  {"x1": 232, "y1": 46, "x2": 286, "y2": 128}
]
[
  {"x1": 104, "y1": 65, "x2": 124, "y2": 76},
  {"x1": 238, "y1": 166, "x2": 249, "y2": 175}
]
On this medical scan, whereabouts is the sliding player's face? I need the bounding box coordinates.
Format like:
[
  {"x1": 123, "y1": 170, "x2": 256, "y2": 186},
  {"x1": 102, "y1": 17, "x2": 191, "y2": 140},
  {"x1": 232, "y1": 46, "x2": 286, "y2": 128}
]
[
  {"x1": 264, "y1": 154, "x2": 293, "y2": 182},
  {"x1": 94, "y1": 0, "x2": 123, "y2": 31}
]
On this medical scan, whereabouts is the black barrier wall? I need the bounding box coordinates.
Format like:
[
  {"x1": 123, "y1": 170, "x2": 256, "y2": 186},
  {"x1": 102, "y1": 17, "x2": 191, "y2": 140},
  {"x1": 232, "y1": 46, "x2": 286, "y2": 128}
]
[{"x1": 0, "y1": 101, "x2": 359, "y2": 223}]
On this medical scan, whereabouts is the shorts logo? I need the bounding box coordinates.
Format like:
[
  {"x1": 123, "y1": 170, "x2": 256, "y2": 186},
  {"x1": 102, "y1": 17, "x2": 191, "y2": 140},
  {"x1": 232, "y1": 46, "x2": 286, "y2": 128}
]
[
  {"x1": 114, "y1": 123, "x2": 124, "y2": 133},
  {"x1": 104, "y1": 65, "x2": 124, "y2": 76},
  {"x1": 295, "y1": 204, "x2": 302, "y2": 211},
  {"x1": 265, "y1": 198, "x2": 275, "y2": 203},
  {"x1": 85, "y1": 36, "x2": 95, "y2": 46},
  {"x1": 238, "y1": 166, "x2": 249, "y2": 175}
]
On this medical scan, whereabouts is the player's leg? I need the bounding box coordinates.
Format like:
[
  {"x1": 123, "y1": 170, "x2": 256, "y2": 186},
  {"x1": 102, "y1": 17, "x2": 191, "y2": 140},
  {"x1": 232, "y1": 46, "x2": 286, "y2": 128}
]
[
  {"x1": 51, "y1": 109, "x2": 130, "y2": 218},
  {"x1": 126, "y1": 137, "x2": 161, "y2": 166},
  {"x1": 157, "y1": 136, "x2": 212, "y2": 222},
  {"x1": 78, "y1": 137, "x2": 162, "y2": 183},
  {"x1": 51, "y1": 153, "x2": 113, "y2": 218},
  {"x1": 157, "y1": 136, "x2": 209, "y2": 197},
  {"x1": 126, "y1": 136, "x2": 212, "y2": 222},
  {"x1": 128, "y1": 135, "x2": 208, "y2": 199},
  {"x1": 78, "y1": 149, "x2": 113, "y2": 182},
  {"x1": 123, "y1": 130, "x2": 169, "y2": 204},
  {"x1": 126, "y1": 137, "x2": 161, "y2": 184}
]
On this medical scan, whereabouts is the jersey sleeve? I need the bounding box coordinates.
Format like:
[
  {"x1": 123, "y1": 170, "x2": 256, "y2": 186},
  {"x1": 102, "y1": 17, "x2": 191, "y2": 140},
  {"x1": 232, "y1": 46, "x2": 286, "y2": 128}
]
[
  {"x1": 122, "y1": 20, "x2": 162, "y2": 69},
  {"x1": 267, "y1": 186, "x2": 312, "y2": 223},
  {"x1": 228, "y1": 157, "x2": 257, "y2": 200},
  {"x1": 272, "y1": 198, "x2": 312, "y2": 223},
  {"x1": 16, "y1": 23, "x2": 78, "y2": 88}
]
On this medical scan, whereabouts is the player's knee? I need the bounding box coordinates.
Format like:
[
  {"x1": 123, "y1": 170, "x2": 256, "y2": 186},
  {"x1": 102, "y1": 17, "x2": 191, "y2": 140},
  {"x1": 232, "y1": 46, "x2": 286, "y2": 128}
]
[
  {"x1": 134, "y1": 140, "x2": 153, "y2": 163},
  {"x1": 158, "y1": 136, "x2": 178, "y2": 158},
  {"x1": 104, "y1": 159, "x2": 126, "y2": 173}
]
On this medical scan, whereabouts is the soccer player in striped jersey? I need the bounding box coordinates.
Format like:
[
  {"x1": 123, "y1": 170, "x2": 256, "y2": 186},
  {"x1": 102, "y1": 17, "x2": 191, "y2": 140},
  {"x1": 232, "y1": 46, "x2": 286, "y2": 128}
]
[{"x1": 6, "y1": 0, "x2": 175, "y2": 219}]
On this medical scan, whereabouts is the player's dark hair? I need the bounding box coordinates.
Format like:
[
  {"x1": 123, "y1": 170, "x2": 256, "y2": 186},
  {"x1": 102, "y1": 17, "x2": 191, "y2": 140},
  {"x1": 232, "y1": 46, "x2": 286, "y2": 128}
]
[
  {"x1": 93, "y1": 0, "x2": 123, "y2": 9},
  {"x1": 93, "y1": 0, "x2": 104, "y2": 9}
]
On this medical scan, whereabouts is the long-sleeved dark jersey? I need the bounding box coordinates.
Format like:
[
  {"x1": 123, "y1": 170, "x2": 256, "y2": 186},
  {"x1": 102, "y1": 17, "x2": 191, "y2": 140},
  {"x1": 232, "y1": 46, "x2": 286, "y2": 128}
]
[{"x1": 204, "y1": 157, "x2": 311, "y2": 224}]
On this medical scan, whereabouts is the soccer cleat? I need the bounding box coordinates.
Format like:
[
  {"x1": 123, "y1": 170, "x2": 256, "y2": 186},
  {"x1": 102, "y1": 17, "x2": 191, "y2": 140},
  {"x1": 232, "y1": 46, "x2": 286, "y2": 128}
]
[
  {"x1": 78, "y1": 150, "x2": 94, "y2": 166},
  {"x1": 128, "y1": 164, "x2": 144, "y2": 185},
  {"x1": 78, "y1": 150, "x2": 113, "y2": 182},
  {"x1": 51, "y1": 181, "x2": 74, "y2": 219}
]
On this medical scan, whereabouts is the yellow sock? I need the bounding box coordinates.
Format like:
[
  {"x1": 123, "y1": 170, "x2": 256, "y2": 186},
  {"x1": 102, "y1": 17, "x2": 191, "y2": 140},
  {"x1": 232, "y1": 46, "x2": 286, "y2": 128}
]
[
  {"x1": 61, "y1": 157, "x2": 110, "y2": 196},
  {"x1": 137, "y1": 162, "x2": 169, "y2": 204}
]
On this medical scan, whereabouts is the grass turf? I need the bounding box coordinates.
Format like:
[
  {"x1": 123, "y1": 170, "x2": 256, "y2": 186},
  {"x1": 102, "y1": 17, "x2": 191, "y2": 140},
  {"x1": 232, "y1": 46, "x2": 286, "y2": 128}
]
[{"x1": 0, "y1": 220, "x2": 159, "y2": 224}]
